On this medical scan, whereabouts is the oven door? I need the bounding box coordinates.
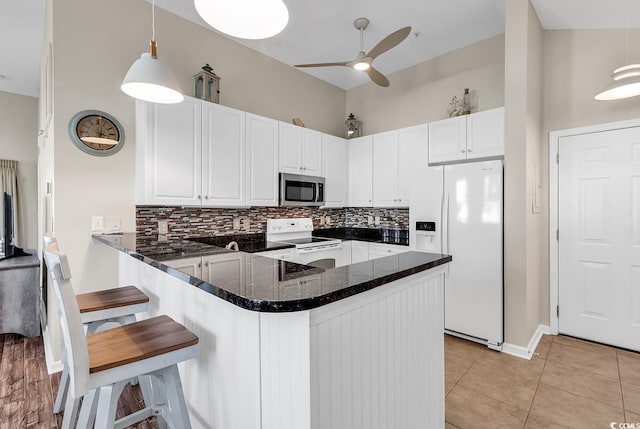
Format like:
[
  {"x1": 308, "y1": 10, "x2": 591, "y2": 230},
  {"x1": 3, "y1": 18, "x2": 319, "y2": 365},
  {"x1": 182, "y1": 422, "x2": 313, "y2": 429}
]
[
  {"x1": 294, "y1": 243, "x2": 344, "y2": 268},
  {"x1": 280, "y1": 173, "x2": 324, "y2": 207}
]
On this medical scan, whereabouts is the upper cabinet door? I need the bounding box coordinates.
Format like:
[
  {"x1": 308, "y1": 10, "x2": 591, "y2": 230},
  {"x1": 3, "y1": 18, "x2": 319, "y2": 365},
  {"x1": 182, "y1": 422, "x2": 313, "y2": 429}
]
[
  {"x1": 372, "y1": 130, "x2": 399, "y2": 207},
  {"x1": 279, "y1": 122, "x2": 303, "y2": 174},
  {"x1": 322, "y1": 134, "x2": 347, "y2": 208},
  {"x1": 466, "y1": 107, "x2": 505, "y2": 160},
  {"x1": 136, "y1": 98, "x2": 202, "y2": 206},
  {"x1": 348, "y1": 135, "x2": 373, "y2": 207},
  {"x1": 302, "y1": 128, "x2": 323, "y2": 176},
  {"x1": 246, "y1": 114, "x2": 279, "y2": 206},
  {"x1": 398, "y1": 124, "x2": 428, "y2": 206},
  {"x1": 202, "y1": 102, "x2": 246, "y2": 206},
  {"x1": 428, "y1": 116, "x2": 466, "y2": 164}
]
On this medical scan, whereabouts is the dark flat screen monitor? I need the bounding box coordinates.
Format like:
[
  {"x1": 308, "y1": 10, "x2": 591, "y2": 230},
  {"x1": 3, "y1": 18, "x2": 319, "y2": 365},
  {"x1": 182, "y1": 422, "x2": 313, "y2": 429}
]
[{"x1": 3, "y1": 192, "x2": 14, "y2": 258}]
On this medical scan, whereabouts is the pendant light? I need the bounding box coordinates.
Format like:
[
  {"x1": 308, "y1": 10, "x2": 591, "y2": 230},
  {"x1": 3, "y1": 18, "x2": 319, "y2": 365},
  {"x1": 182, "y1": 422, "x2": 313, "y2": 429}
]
[
  {"x1": 594, "y1": 3, "x2": 640, "y2": 101},
  {"x1": 121, "y1": 0, "x2": 184, "y2": 104},
  {"x1": 194, "y1": 0, "x2": 289, "y2": 40}
]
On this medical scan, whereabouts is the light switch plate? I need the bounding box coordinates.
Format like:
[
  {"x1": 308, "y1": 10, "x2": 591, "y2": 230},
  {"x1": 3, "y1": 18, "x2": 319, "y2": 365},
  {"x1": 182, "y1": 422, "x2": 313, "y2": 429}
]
[
  {"x1": 91, "y1": 216, "x2": 104, "y2": 232},
  {"x1": 158, "y1": 220, "x2": 168, "y2": 234},
  {"x1": 374, "y1": 216, "x2": 381, "y2": 225},
  {"x1": 233, "y1": 217, "x2": 241, "y2": 230},
  {"x1": 367, "y1": 215, "x2": 373, "y2": 225},
  {"x1": 105, "y1": 216, "x2": 121, "y2": 233}
]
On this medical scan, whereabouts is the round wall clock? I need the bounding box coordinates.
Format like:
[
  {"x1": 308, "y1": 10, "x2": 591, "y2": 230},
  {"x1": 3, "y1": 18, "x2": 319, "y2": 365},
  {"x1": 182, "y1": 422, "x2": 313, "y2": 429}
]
[{"x1": 68, "y1": 110, "x2": 125, "y2": 157}]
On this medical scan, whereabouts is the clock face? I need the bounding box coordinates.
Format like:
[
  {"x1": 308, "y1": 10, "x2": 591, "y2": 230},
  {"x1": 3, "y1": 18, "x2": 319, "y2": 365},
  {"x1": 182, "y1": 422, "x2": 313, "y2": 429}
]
[{"x1": 69, "y1": 110, "x2": 125, "y2": 157}]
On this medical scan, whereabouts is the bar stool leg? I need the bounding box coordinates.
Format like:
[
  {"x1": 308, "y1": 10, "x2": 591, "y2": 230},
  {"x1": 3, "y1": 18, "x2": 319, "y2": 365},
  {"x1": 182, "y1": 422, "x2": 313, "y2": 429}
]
[
  {"x1": 94, "y1": 380, "x2": 127, "y2": 429},
  {"x1": 61, "y1": 394, "x2": 81, "y2": 429},
  {"x1": 53, "y1": 361, "x2": 69, "y2": 414},
  {"x1": 76, "y1": 388, "x2": 98, "y2": 429},
  {"x1": 163, "y1": 365, "x2": 192, "y2": 429}
]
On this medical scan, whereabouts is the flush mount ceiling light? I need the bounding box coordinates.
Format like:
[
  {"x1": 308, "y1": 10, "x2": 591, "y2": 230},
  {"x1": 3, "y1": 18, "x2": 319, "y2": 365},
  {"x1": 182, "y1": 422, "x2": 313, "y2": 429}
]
[
  {"x1": 594, "y1": 64, "x2": 640, "y2": 101},
  {"x1": 121, "y1": 0, "x2": 184, "y2": 104},
  {"x1": 194, "y1": 0, "x2": 289, "y2": 40}
]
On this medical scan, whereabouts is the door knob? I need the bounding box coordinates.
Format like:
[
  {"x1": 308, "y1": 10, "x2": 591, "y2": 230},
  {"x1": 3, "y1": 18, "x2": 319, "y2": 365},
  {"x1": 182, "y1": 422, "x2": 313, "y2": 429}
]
[{"x1": 461, "y1": 149, "x2": 466, "y2": 153}]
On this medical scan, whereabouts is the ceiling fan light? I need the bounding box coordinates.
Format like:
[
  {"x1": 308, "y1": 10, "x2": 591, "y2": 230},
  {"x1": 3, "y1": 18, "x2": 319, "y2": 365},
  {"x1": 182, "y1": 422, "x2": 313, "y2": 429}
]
[
  {"x1": 595, "y1": 64, "x2": 640, "y2": 101},
  {"x1": 121, "y1": 52, "x2": 184, "y2": 104},
  {"x1": 194, "y1": 0, "x2": 289, "y2": 39},
  {"x1": 353, "y1": 62, "x2": 370, "y2": 71}
]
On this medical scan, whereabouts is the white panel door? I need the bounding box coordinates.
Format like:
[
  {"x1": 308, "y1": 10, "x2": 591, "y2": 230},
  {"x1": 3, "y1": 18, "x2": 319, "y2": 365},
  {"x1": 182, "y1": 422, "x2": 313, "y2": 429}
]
[
  {"x1": 202, "y1": 102, "x2": 246, "y2": 206},
  {"x1": 279, "y1": 122, "x2": 303, "y2": 174},
  {"x1": 322, "y1": 134, "x2": 347, "y2": 208},
  {"x1": 466, "y1": 107, "x2": 504, "y2": 160},
  {"x1": 348, "y1": 136, "x2": 373, "y2": 207},
  {"x1": 444, "y1": 160, "x2": 503, "y2": 345},
  {"x1": 398, "y1": 124, "x2": 428, "y2": 207},
  {"x1": 138, "y1": 98, "x2": 202, "y2": 206},
  {"x1": 372, "y1": 130, "x2": 400, "y2": 207},
  {"x1": 559, "y1": 127, "x2": 640, "y2": 351},
  {"x1": 246, "y1": 113, "x2": 279, "y2": 206},
  {"x1": 302, "y1": 128, "x2": 323, "y2": 176},
  {"x1": 428, "y1": 116, "x2": 466, "y2": 164}
]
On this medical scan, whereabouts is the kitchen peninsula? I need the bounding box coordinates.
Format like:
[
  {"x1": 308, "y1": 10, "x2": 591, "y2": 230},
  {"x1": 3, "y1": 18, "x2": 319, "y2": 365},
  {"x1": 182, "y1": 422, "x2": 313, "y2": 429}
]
[{"x1": 95, "y1": 233, "x2": 451, "y2": 429}]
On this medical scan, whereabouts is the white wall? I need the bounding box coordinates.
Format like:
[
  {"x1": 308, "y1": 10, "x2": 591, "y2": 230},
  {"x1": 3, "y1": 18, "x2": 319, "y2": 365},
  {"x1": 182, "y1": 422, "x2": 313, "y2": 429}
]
[
  {"x1": 346, "y1": 34, "x2": 505, "y2": 135},
  {"x1": 45, "y1": 0, "x2": 346, "y2": 295},
  {"x1": 0, "y1": 90, "x2": 38, "y2": 250}
]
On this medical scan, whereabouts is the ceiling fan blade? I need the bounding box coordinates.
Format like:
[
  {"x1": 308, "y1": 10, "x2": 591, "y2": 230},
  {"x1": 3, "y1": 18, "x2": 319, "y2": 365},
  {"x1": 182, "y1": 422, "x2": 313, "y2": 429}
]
[
  {"x1": 294, "y1": 61, "x2": 349, "y2": 68},
  {"x1": 365, "y1": 66, "x2": 390, "y2": 87},
  {"x1": 366, "y1": 26, "x2": 412, "y2": 60}
]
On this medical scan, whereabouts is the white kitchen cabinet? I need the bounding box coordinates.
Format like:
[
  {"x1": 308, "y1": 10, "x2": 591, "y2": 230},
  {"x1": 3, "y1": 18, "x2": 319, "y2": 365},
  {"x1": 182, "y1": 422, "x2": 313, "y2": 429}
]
[
  {"x1": 163, "y1": 256, "x2": 203, "y2": 279},
  {"x1": 135, "y1": 97, "x2": 202, "y2": 206},
  {"x1": 136, "y1": 96, "x2": 247, "y2": 207},
  {"x1": 428, "y1": 107, "x2": 504, "y2": 164},
  {"x1": 351, "y1": 241, "x2": 369, "y2": 263},
  {"x1": 398, "y1": 124, "x2": 428, "y2": 205},
  {"x1": 202, "y1": 102, "x2": 246, "y2": 206},
  {"x1": 278, "y1": 122, "x2": 323, "y2": 176},
  {"x1": 428, "y1": 116, "x2": 466, "y2": 164},
  {"x1": 368, "y1": 243, "x2": 409, "y2": 260},
  {"x1": 202, "y1": 252, "x2": 246, "y2": 296},
  {"x1": 372, "y1": 124, "x2": 427, "y2": 207},
  {"x1": 466, "y1": 107, "x2": 505, "y2": 160},
  {"x1": 348, "y1": 135, "x2": 373, "y2": 207},
  {"x1": 372, "y1": 130, "x2": 400, "y2": 207},
  {"x1": 322, "y1": 134, "x2": 348, "y2": 208},
  {"x1": 246, "y1": 114, "x2": 279, "y2": 206}
]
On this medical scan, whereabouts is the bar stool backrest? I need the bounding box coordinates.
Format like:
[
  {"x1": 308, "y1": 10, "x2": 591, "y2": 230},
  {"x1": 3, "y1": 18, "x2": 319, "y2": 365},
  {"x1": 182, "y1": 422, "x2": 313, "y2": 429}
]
[{"x1": 43, "y1": 245, "x2": 89, "y2": 398}]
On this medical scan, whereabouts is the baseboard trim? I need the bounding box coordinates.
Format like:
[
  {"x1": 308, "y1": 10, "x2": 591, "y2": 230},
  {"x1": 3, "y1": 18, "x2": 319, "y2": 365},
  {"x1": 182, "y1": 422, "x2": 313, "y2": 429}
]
[{"x1": 502, "y1": 324, "x2": 552, "y2": 360}]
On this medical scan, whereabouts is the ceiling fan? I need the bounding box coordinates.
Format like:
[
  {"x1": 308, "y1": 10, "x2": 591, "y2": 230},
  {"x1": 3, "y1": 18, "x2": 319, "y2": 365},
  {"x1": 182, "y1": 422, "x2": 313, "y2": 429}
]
[{"x1": 294, "y1": 18, "x2": 411, "y2": 87}]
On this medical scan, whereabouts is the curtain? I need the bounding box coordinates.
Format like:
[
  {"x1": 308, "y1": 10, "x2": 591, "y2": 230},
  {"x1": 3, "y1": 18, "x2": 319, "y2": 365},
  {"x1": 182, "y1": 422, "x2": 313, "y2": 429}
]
[{"x1": 0, "y1": 159, "x2": 22, "y2": 247}]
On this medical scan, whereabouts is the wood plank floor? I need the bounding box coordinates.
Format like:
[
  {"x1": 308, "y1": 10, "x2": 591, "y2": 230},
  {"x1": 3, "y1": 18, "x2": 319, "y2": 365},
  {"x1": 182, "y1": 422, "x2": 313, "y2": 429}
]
[{"x1": 0, "y1": 334, "x2": 158, "y2": 429}]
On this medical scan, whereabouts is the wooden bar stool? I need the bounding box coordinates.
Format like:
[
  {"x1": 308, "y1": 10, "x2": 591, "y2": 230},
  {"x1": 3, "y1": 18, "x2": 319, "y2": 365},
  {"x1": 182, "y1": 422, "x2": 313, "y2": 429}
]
[
  {"x1": 42, "y1": 234, "x2": 150, "y2": 414},
  {"x1": 44, "y1": 245, "x2": 198, "y2": 429}
]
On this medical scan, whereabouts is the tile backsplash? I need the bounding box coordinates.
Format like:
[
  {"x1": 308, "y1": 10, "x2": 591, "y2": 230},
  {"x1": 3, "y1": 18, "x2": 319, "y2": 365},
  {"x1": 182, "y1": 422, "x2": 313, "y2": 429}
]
[{"x1": 136, "y1": 206, "x2": 409, "y2": 238}]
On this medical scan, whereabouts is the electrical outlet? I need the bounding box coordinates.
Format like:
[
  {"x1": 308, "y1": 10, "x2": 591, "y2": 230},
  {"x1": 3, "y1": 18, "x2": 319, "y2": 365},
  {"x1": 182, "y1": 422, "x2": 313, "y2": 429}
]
[
  {"x1": 91, "y1": 216, "x2": 104, "y2": 232},
  {"x1": 367, "y1": 215, "x2": 373, "y2": 225},
  {"x1": 158, "y1": 220, "x2": 168, "y2": 234},
  {"x1": 319, "y1": 216, "x2": 325, "y2": 226},
  {"x1": 105, "y1": 216, "x2": 121, "y2": 233},
  {"x1": 233, "y1": 217, "x2": 241, "y2": 230},
  {"x1": 242, "y1": 217, "x2": 250, "y2": 231},
  {"x1": 374, "y1": 216, "x2": 381, "y2": 226},
  {"x1": 325, "y1": 215, "x2": 331, "y2": 225}
]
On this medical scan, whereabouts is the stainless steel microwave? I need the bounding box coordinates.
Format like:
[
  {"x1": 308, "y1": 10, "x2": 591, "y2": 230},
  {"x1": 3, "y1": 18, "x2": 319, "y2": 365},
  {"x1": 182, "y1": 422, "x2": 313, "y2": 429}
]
[{"x1": 279, "y1": 173, "x2": 325, "y2": 207}]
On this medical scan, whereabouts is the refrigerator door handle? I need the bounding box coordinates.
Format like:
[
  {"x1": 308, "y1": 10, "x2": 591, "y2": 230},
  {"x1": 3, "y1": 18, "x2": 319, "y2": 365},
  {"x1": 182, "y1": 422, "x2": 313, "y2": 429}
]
[{"x1": 443, "y1": 192, "x2": 450, "y2": 255}]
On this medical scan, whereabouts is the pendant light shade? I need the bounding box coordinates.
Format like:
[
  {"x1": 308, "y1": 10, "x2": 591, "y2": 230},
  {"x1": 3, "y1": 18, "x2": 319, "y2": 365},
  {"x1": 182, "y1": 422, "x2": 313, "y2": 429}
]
[
  {"x1": 121, "y1": 50, "x2": 184, "y2": 104},
  {"x1": 194, "y1": 0, "x2": 289, "y2": 40},
  {"x1": 594, "y1": 64, "x2": 640, "y2": 101},
  {"x1": 121, "y1": 0, "x2": 184, "y2": 104}
]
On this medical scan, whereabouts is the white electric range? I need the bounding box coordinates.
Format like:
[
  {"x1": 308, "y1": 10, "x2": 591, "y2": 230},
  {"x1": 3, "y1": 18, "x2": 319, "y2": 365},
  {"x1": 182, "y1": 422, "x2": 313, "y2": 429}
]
[{"x1": 266, "y1": 218, "x2": 344, "y2": 268}]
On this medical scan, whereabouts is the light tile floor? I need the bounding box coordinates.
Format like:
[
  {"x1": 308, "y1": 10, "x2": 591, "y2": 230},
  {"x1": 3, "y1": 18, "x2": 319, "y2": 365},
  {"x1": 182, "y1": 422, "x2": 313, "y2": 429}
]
[{"x1": 445, "y1": 334, "x2": 640, "y2": 429}]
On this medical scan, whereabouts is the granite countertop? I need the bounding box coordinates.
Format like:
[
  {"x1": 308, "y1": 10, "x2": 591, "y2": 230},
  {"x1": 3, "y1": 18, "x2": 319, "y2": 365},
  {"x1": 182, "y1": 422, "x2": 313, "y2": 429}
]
[
  {"x1": 189, "y1": 233, "x2": 294, "y2": 253},
  {"x1": 313, "y1": 227, "x2": 410, "y2": 246},
  {"x1": 94, "y1": 233, "x2": 450, "y2": 313}
]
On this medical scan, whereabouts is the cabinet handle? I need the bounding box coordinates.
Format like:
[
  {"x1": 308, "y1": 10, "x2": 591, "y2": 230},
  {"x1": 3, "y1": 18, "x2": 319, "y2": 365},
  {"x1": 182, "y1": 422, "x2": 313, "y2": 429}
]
[
  {"x1": 198, "y1": 263, "x2": 202, "y2": 268},
  {"x1": 398, "y1": 198, "x2": 402, "y2": 202},
  {"x1": 205, "y1": 261, "x2": 209, "y2": 267},
  {"x1": 205, "y1": 195, "x2": 209, "y2": 200},
  {"x1": 461, "y1": 149, "x2": 466, "y2": 153},
  {"x1": 197, "y1": 195, "x2": 201, "y2": 199},
  {"x1": 393, "y1": 199, "x2": 397, "y2": 202},
  {"x1": 467, "y1": 149, "x2": 472, "y2": 153}
]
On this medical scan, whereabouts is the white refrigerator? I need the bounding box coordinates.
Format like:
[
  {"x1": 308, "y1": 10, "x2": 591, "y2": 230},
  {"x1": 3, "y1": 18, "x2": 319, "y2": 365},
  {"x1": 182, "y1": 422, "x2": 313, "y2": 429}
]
[{"x1": 410, "y1": 159, "x2": 503, "y2": 349}]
